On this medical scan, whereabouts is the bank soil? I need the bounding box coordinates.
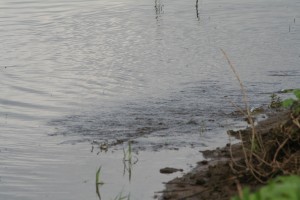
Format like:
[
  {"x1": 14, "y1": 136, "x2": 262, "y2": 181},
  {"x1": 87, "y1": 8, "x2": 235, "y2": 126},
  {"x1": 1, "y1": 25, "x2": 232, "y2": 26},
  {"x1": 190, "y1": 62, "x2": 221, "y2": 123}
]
[{"x1": 161, "y1": 110, "x2": 300, "y2": 200}]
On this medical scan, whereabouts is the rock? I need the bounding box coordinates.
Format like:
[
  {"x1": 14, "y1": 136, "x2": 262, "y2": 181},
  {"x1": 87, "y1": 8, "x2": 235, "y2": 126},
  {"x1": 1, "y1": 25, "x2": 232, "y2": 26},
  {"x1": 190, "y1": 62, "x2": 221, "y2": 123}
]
[
  {"x1": 198, "y1": 160, "x2": 208, "y2": 165},
  {"x1": 160, "y1": 167, "x2": 183, "y2": 174}
]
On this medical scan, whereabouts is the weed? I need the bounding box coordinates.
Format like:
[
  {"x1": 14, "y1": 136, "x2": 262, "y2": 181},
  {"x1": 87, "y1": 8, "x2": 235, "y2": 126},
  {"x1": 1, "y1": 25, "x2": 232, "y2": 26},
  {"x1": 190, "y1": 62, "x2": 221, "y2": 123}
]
[
  {"x1": 123, "y1": 141, "x2": 138, "y2": 181},
  {"x1": 269, "y1": 93, "x2": 282, "y2": 109},
  {"x1": 231, "y1": 175, "x2": 300, "y2": 200},
  {"x1": 282, "y1": 89, "x2": 300, "y2": 114},
  {"x1": 222, "y1": 49, "x2": 300, "y2": 188},
  {"x1": 221, "y1": 50, "x2": 298, "y2": 184}
]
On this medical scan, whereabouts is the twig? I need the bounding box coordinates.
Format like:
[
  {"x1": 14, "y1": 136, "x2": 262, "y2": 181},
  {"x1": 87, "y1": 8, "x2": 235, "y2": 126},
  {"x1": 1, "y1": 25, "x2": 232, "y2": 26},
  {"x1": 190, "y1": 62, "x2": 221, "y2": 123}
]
[{"x1": 272, "y1": 138, "x2": 289, "y2": 163}]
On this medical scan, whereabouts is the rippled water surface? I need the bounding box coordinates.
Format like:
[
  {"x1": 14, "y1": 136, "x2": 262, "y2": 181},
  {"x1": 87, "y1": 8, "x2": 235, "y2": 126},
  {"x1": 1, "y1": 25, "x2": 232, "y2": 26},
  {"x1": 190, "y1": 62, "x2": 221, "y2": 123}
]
[{"x1": 0, "y1": 0, "x2": 300, "y2": 199}]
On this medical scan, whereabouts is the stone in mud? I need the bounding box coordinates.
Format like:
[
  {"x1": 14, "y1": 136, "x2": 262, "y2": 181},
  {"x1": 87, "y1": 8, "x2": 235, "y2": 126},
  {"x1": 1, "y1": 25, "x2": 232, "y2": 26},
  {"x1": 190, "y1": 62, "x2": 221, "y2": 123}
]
[
  {"x1": 160, "y1": 167, "x2": 183, "y2": 174},
  {"x1": 195, "y1": 177, "x2": 208, "y2": 185},
  {"x1": 197, "y1": 160, "x2": 208, "y2": 165}
]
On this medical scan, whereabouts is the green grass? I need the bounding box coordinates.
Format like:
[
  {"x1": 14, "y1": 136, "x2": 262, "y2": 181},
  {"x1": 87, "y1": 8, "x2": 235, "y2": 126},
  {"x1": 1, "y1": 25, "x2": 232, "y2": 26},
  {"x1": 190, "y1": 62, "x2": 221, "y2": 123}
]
[
  {"x1": 282, "y1": 89, "x2": 300, "y2": 114},
  {"x1": 231, "y1": 175, "x2": 300, "y2": 200}
]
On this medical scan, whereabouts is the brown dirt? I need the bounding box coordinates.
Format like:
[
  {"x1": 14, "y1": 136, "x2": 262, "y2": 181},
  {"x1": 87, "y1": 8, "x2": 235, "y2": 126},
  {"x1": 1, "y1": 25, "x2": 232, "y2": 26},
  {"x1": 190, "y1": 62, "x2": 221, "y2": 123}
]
[{"x1": 161, "y1": 110, "x2": 300, "y2": 200}]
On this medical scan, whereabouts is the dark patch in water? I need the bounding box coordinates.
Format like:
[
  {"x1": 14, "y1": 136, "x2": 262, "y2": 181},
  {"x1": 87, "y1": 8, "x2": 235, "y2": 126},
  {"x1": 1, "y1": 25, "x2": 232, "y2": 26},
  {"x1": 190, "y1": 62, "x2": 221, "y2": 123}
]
[
  {"x1": 48, "y1": 82, "x2": 241, "y2": 150},
  {"x1": 48, "y1": 77, "x2": 277, "y2": 151},
  {"x1": 268, "y1": 70, "x2": 300, "y2": 77}
]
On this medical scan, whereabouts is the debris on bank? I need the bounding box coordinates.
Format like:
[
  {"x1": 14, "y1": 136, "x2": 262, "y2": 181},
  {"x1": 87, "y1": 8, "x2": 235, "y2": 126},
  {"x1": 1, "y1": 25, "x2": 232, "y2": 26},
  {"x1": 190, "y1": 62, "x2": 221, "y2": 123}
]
[{"x1": 161, "y1": 110, "x2": 300, "y2": 200}]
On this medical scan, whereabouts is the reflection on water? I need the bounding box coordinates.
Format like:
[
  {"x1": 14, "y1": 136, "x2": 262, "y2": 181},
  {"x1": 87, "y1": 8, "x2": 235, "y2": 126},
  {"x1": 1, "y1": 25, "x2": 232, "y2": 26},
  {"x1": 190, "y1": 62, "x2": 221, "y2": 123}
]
[
  {"x1": 196, "y1": 0, "x2": 200, "y2": 21},
  {"x1": 155, "y1": 0, "x2": 164, "y2": 18},
  {"x1": 0, "y1": 0, "x2": 300, "y2": 199}
]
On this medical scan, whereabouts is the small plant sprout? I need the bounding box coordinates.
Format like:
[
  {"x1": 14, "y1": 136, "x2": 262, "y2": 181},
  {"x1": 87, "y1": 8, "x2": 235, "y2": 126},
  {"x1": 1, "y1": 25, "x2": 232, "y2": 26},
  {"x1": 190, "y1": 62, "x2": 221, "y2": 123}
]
[
  {"x1": 123, "y1": 141, "x2": 138, "y2": 181},
  {"x1": 96, "y1": 166, "x2": 104, "y2": 185},
  {"x1": 123, "y1": 141, "x2": 132, "y2": 162}
]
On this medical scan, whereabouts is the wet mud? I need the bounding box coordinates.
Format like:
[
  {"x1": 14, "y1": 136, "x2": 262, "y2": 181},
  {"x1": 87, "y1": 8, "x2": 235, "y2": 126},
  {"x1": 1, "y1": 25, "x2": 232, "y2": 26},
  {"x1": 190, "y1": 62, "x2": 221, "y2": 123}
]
[{"x1": 161, "y1": 110, "x2": 300, "y2": 200}]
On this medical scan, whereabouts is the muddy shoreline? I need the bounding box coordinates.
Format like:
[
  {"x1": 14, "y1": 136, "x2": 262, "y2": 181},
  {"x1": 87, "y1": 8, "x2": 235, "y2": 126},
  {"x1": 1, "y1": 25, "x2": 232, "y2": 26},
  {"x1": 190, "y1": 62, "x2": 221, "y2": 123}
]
[{"x1": 160, "y1": 109, "x2": 299, "y2": 200}]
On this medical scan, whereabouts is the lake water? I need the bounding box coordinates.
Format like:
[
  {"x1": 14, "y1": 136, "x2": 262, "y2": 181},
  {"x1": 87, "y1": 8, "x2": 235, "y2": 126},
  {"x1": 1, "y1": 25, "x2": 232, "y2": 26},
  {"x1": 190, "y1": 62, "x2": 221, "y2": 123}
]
[{"x1": 0, "y1": 0, "x2": 299, "y2": 199}]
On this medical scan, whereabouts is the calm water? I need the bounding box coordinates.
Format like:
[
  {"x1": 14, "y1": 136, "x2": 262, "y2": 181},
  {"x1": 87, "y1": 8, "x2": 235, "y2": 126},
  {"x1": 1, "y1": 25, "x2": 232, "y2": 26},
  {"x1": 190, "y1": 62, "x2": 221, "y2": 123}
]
[{"x1": 0, "y1": 0, "x2": 300, "y2": 199}]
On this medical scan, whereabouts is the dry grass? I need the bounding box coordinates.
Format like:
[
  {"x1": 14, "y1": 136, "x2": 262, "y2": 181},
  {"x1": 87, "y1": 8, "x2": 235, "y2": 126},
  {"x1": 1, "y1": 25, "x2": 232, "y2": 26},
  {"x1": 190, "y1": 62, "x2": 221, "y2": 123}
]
[{"x1": 221, "y1": 49, "x2": 300, "y2": 183}]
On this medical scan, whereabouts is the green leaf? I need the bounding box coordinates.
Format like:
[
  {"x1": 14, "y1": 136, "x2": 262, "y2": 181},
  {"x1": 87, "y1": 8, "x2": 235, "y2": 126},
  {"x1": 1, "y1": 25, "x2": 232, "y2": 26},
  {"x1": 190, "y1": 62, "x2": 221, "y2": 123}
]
[
  {"x1": 282, "y1": 99, "x2": 294, "y2": 108},
  {"x1": 293, "y1": 89, "x2": 300, "y2": 100},
  {"x1": 96, "y1": 166, "x2": 101, "y2": 184},
  {"x1": 96, "y1": 166, "x2": 104, "y2": 185}
]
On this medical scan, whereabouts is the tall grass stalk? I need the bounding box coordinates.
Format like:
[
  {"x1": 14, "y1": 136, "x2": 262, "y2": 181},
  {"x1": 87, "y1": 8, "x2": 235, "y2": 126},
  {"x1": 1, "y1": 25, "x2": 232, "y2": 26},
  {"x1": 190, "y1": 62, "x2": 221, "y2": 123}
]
[
  {"x1": 221, "y1": 49, "x2": 269, "y2": 183},
  {"x1": 220, "y1": 49, "x2": 263, "y2": 152}
]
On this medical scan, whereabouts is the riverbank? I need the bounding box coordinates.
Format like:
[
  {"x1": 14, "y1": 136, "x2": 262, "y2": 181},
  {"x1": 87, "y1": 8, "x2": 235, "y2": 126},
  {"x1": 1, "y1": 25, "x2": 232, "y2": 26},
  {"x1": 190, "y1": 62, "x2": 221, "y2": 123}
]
[{"x1": 161, "y1": 109, "x2": 300, "y2": 200}]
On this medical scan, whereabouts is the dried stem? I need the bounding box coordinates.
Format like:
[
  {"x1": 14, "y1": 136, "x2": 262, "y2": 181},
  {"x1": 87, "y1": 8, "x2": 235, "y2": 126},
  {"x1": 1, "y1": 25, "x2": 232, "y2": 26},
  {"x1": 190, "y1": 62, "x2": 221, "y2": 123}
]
[
  {"x1": 221, "y1": 48, "x2": 263, "y2": 152},
  {"x1": 272, "y1": 138, "x2": 289, "y2": 163}
]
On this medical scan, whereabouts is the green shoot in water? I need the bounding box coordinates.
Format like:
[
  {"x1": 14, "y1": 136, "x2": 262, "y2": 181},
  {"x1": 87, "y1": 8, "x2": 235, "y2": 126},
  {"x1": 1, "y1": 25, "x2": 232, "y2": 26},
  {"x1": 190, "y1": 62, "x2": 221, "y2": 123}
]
[{"x1": 95, "y1": 166, "x2": 104, "y2": 200}]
